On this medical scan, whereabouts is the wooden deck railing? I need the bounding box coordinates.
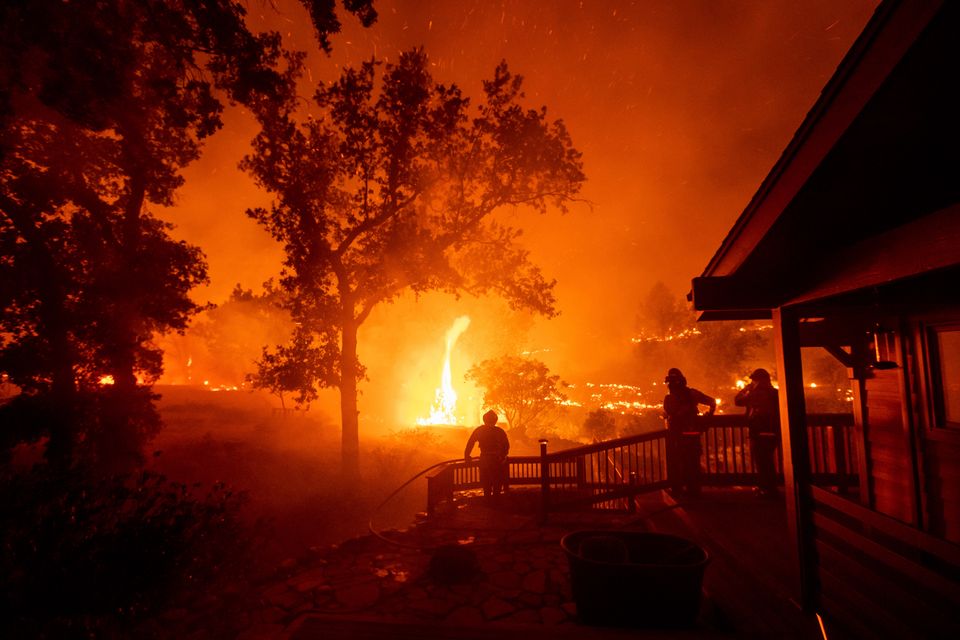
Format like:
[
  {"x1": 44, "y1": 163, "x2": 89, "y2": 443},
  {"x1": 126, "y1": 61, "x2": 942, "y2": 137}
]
[{"x1": 426, "y1": 412, "x2": 857, "y2": 515}]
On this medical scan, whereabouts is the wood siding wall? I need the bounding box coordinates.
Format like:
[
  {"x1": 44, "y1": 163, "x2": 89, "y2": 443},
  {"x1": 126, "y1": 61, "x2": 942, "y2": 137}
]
[
  {"x1": 924, "y1": 437, "x2": 960, "y2": 542},
  {"x1": 811, "y1": 487, "x2": 960, "y2": 638},
  {"x1": 864, "y1": 368, "x2": 916, "y2": 524}
]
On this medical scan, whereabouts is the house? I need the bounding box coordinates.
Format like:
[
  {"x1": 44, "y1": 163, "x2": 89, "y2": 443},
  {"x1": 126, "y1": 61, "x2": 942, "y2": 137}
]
[{"x1": 690, "y1": 0, "x2": 960, "y2": 635}]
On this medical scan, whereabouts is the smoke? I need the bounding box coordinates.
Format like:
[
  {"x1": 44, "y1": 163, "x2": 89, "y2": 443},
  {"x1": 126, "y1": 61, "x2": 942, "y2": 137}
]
[{"x1": 157, "y1": 0, "x2": 878, "y2": 428}]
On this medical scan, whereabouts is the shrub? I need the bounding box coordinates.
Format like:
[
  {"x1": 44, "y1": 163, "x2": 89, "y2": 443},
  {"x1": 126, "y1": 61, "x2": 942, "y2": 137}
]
[{"x1": 0, "y1": 467, "x2": 249, "y2": 637}]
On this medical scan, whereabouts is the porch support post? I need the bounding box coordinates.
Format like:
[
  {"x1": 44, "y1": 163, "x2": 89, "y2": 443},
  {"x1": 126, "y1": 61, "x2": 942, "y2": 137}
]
[
  {"x1": 539, "y1": 439, "x2": 550, "y2": 523},
  {"x1": 773, "y1": 306, "x2": 817, "y2": 612}
]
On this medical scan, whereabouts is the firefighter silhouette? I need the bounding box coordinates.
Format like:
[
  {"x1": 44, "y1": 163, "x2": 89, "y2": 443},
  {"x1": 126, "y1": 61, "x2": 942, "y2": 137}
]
[
  {"x1": 464, "y1": 410, "x2": 510, "y2": 498},
  {"x1": 663, "y1": 368, "x2": 715, "y2": 496},
  {"x1": 735, "y1": 368, "x2": 781, "y2": 497}
]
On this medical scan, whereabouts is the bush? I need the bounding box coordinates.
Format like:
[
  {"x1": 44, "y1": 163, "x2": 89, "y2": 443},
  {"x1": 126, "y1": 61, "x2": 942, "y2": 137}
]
[
  {"x1": 582, "y1": 409, "x2": 617, "y2": 442},
  {"x1": 0, "y1": 467, "x2": 250, "y2": 637},
  {"x1": 619, "y1": 412, "x2": 665, "y2": 437}
]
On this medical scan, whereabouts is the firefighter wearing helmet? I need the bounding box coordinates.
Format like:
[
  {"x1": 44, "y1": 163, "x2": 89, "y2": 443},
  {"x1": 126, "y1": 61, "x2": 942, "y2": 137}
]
[
  {"x1": 464, "y1": 410, "x2": 510, "y2": 499},
  {"x1": 735, "y1": 368, "x2": 781, "y2": 497},
  {"x1": 662, "y1": 368, "x2": 716, "y2": 497}
]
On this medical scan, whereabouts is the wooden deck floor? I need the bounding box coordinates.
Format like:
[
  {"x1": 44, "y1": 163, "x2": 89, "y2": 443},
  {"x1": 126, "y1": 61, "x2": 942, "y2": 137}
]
[{"x1": 636, "y1": 488, "x2": 820, "y2": 637}]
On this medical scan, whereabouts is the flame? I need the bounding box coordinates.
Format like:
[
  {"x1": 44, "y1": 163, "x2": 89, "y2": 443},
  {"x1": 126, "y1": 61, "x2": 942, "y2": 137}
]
[
  {"x1": 99, "y1": 375, "x2": 115, "y2": 385},
  {"x1": 417, "y1": 316, "x2": 471, "y2": 425}
]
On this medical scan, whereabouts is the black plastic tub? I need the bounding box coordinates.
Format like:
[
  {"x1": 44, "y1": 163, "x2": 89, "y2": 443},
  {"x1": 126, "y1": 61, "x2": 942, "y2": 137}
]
[{"x1": 561, "y1": 530, "x2": 709, "y2": 627}]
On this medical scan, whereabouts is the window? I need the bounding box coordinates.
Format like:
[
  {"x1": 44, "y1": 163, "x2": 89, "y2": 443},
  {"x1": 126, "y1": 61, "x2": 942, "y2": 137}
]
[{"x1": 931, "y1": 326, "x2": 960, "y2": 428}]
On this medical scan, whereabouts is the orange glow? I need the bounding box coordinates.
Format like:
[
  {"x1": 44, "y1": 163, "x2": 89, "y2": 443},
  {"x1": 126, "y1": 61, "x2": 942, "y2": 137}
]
[
  {"x1": 99, "y1": 375, "x2": 115, "y2": 385},
  {"x1": 417, "y1": 316, "x2": 471, "y2": 426}
]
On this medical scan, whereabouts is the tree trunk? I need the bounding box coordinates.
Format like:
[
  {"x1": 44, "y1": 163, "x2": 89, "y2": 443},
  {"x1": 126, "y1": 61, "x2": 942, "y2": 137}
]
[
  {"x1": 44, "y1": 295, "x2": 78, "y2": 467},
  {"x1": 340, "y1": 318, "x2": 361, "y2": 479},
  {"x1": 112, "y1": 170, "x2": 146, "y2": 395}
]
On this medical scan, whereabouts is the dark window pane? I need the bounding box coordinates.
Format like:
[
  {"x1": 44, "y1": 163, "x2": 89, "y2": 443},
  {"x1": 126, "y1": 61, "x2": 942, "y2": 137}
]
[{"x1": 938, "y1": 330, "x2": 960, "y2": 425}]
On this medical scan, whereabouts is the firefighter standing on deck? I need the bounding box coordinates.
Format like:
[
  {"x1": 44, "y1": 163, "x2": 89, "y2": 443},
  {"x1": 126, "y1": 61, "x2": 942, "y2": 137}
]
[
  {"x1": 464, "y1": 410, "x2": 510, "y2": 499},
  {"x1": 735, "y1": 368, "x2": 781, "y2": 498},
  {"x1": 663, "y1": 368, "x2": 716, "y2": 497}
]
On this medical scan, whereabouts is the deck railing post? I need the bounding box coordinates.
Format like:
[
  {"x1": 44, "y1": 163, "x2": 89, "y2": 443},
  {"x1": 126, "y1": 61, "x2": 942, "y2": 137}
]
[
  {"x1": 831, "y1": 423, "x2": 850, "y2": 494},
  {"x1": 628, "y1": 471, "x2": 638, "y2": 513},
  {"x1": 539, "y1": 439, "x2": 550, "y2": 522},
  {"x1": 427, "y1": 474, "x2": 437, "y2": 516}
]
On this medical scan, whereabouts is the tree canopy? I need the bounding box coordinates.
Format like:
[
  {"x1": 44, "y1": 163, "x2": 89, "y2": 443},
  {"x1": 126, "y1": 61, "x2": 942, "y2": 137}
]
[
  {"x1": 632, "y1": 282, "x2": 773, "y2": 395},
  {"x1": 582, "y1": 408, "x2": 617, "y2": 442},
  {"x1": 244, "y1": 48, "x2": 585, "y2": 474},
  {"x1": 465, "y1": 355, "x2": 567, "y2": 440},
  {"x1": 0, "y1": 0, "x2": 375, "y2": 470}
]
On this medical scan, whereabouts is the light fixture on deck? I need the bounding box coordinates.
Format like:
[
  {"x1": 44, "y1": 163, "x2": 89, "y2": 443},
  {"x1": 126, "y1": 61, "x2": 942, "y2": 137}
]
[{"x1": 870, "y1": 324, "x2": 900, "y2": 370}]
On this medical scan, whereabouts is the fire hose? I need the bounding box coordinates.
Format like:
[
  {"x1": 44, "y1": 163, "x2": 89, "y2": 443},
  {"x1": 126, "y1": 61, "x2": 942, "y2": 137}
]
[{"x1": 367, "y1": 458, "x2": 463, "y2": 549}]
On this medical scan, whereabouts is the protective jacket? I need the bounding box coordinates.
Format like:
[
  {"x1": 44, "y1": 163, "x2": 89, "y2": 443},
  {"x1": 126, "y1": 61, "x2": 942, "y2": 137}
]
[
  {"x1": 465, "y1": 424, "x2": 509, "y2": 460},
  {"x1": 663, "y1": 386, "x2": 715, "y2": 433},
  {"x1": 735, "y1": 383, "x2": 780, "y2": 436}
]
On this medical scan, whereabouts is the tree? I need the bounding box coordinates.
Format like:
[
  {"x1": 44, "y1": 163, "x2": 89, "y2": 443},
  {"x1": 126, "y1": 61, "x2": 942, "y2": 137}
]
[
  {"x1": 582, "y1": 408, "x2": 617, "y2": 442},
  {"x1": 244, "y1": 49, "x2": 585, "y2": 475},
  {"x1": 632, "y1": 282, "x2": 773, "y2": 396},
  {"x1": 466, "y1": 356, "x2": 567, "y2": 441},
  {"x1": 636, "y1": 281, "x2": 693, "y2": 339},
  {"x1": 187, "y1": 283, "x2": 293, "y2": 386},
  {"x1": 0, "y1": 0, "x2": 376, "y2": 469}
]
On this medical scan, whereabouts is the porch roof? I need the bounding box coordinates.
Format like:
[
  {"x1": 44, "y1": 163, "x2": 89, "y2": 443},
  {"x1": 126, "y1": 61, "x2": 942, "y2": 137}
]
[{"x1": 691, "y1": 0, "x2": 960, "y2": 320}]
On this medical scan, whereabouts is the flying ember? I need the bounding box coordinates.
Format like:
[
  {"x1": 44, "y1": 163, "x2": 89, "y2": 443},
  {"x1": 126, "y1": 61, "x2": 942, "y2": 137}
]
[{"x1": 417, "y1": 316, "x2": 471, "y2": 426}]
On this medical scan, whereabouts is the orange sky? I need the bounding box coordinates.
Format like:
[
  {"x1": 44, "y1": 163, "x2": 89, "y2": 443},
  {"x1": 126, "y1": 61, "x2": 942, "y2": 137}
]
[{"x1": 161, "y1": 0, "x2": 878, "y2": 398}]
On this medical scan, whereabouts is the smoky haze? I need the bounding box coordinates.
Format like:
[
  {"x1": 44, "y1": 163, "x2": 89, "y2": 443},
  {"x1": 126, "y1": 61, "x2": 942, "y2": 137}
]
[{"x1": 159, "y1": 0, "x2": 877, "y2": 429}]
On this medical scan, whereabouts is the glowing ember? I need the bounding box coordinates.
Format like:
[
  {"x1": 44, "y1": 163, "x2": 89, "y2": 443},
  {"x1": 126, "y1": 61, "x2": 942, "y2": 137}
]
[
  {"x1": 417, "y1": 316, "x2": 471, "y2": 426},
  {"x1": 98, "y1": 375, "x2": 115, "y2": 385}
]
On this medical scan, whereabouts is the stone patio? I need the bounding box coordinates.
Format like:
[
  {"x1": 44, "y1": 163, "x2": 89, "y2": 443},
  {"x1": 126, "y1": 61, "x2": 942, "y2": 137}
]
[{"x1": 234, "y1": 488, "x2": 819, "y2": 639}]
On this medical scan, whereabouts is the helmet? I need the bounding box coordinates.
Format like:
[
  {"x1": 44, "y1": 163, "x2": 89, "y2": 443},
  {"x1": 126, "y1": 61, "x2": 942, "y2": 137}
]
[
  {"x1": 664, "y1": 368, "x2": 686, "y2": 385},
  {"x1": 749, "y1": 368, "x2": 771, "y2": 381},
  {"x1": 482, "y1": 410, "x2": 498, "y2": 425}
]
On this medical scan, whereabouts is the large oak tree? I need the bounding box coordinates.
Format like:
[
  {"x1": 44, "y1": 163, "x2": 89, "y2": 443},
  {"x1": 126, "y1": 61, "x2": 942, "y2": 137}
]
[
  {"x1": 0, "y1": 0, "x2": 375, "y2": 469},
  {"x1": 244, "y1": 49, "x2": 585, "y2": 476}
]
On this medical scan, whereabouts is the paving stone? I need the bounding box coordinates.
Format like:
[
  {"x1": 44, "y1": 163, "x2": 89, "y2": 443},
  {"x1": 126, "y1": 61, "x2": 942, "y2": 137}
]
[
  {"x1": 521, "y1": 569, "x2": 547, "y2": 593},
  {"x1": 288, "y1": 567, "x2": 327, "y2": 593},
  {"x1": 407, "y1": 596, "x2": 459, "y2": 618},
  {"x1": 236, "y1": 623, "x2": 285, "y2": 640},
  {"x1": 507, "y1": 531, "x2": 542, "y2": 545},
  {"x1": 449, "y1": 583, "x2": 476, "y2": 599},
  {"x1": 540, "y1": 606, "x2": 568, "y2": 625},
  {"x1": 478, "y1": 557, "x2": 503, "y2": 573},
  {"x1": 489, "y1": 570, "x2": 521, "y2": 590},
  {"x1": 254, "y1": 606, "x2": 287, "y2": 624},
  {"x1": 445, "y1": 605, "x2": 486, "y2": 626},
  {"x1": 518, "y1": 592, "x2": 543, "y2": 608},
  {"x1": 542, "y1": 594, "x2": 563, "y2": 606},
  {"x1": 513, "y1": 561, "x2": 531, "y2": 574},
  {"x1": 481, "y1": 596, "x2": 516, "y2": 620},
  {"x1": 379, "y1": 579, "x2": 405, "y2": 597},
  {"x1": 334, "y1": 581, "x2": 380, "y2": 609},
  {"x1": 406, "y1": 586, "x2": 429, "y2": 600},
  {"x1": 312, "y1": 590, "x2": 334, "y2": 608},
  {"x1": 561, "y1": 601, "x2": 578, "y2": 618},
  {"x1": 503, "y1": 608, "x2": 543, "y2": 624},
  {"x1": 261, "y1": 585, "x2": 306, "y2": 611},
  {"x1": 549, "y1": 569, "x2": 570, "y2": 589}
]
